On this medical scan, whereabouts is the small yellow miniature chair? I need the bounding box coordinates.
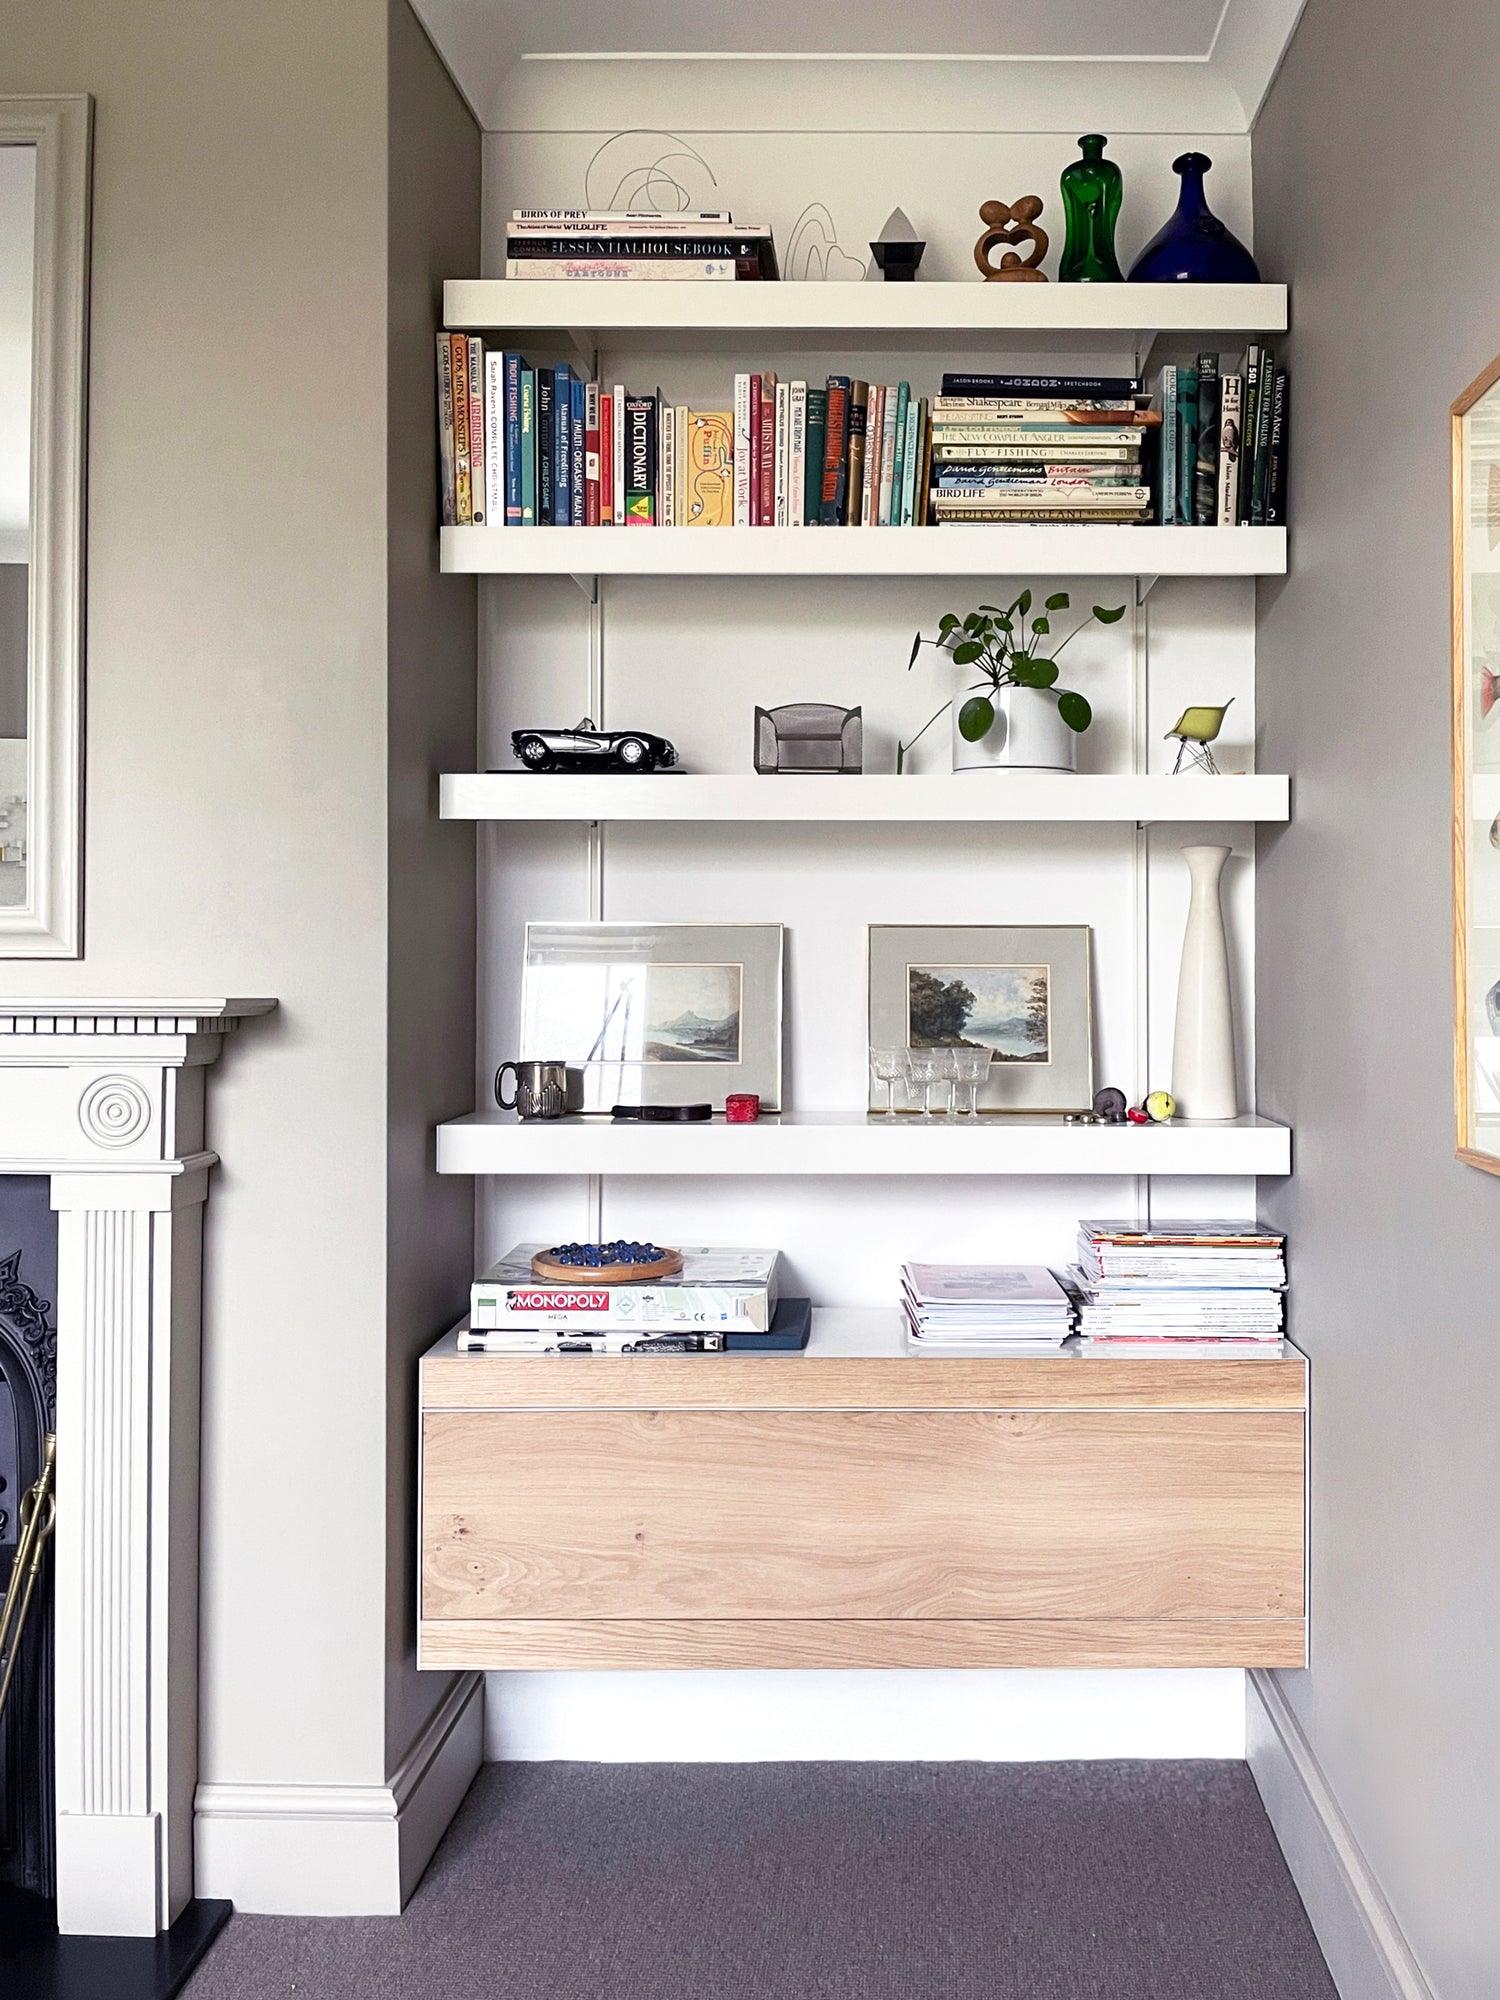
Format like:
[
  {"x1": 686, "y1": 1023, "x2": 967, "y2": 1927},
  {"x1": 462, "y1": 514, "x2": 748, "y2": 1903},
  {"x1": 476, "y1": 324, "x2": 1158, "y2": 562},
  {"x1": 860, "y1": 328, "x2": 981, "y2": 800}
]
[{"x1": 1165, "y1": 699, "x2": 1233, "y2": 775}]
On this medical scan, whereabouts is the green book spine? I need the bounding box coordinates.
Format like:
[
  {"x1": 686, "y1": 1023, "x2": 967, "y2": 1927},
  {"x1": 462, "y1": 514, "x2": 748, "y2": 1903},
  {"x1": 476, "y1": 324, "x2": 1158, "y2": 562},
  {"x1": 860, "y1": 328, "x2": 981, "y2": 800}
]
[
  {"x1": 1250, "y1": 347, "x2": 1276, "y2": 525},
  {"x1": 804, "y1": 388, "x2": 827, "y2": 526},
  {"x1": 1176, "y1": 367, "x2": 1198, "y2": 527},
  {"x1": 1192, "y1": 353, "x2": 1220, "y2": 527},
  {"x1": 1159, "y1": 365, "x2": 1178, "y2": 525}
]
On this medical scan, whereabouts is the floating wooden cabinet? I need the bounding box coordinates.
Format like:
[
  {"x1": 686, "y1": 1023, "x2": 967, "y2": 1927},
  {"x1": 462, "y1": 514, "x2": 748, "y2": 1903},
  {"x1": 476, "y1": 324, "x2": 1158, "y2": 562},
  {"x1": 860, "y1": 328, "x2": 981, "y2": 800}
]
[{"x1": 418, "y1": 1319, "x2": 1307, "y2": 1672}]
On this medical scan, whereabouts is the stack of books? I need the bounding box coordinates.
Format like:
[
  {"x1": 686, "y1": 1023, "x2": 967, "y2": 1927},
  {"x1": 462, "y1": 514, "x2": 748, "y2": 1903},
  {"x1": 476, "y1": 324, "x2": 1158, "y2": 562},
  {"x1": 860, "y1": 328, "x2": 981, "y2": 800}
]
[
  {"x1": 928, "y1": 372, "x2": 1153, "y2": 525},
  {"x1": 1157, "y1": 350, "x2": 1289, "y2": 525},
  {"x1": 1070, "y1": 1219, "x2": 1287, "y2": 1347},
  {"x1": 900, "y1": 1262, "x2": 1074, "y2": 1352},
  {"x1": 460, "y1": 1244, "x2": 781, "y2": 1353},
  {"x1": 504, "y1": 210, "x2": 778, "y2": 282}
]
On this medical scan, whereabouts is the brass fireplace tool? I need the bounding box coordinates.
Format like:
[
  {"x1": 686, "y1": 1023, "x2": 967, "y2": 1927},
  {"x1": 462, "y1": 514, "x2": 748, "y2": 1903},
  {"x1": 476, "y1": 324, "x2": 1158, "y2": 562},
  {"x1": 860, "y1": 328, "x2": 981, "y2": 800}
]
[{"x1": 0, "y1": 1432, "x2": 56, "y2": 1728}]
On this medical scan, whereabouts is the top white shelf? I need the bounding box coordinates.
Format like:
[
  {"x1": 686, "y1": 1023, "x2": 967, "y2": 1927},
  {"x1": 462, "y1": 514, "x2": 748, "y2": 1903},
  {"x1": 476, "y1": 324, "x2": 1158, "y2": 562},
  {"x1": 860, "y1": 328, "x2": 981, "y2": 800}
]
[{"x1": 444, "y1": 279, "x2": 1288, "y2": 351}]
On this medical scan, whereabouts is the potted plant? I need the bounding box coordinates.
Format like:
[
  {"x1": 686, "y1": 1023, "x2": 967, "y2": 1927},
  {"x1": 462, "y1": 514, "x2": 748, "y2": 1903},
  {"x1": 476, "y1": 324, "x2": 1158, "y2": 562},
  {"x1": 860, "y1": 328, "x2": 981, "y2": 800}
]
[{"x1": 899, "y1": 589, "x2": 1126, "y2": 773}]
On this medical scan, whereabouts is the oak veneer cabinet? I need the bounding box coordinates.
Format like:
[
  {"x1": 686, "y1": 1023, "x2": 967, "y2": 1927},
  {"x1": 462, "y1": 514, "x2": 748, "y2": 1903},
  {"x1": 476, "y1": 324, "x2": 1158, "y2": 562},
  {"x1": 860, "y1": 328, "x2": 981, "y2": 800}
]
[{"x1": 418, "y1": 1314, "x2": 1307, "y2": 1672}]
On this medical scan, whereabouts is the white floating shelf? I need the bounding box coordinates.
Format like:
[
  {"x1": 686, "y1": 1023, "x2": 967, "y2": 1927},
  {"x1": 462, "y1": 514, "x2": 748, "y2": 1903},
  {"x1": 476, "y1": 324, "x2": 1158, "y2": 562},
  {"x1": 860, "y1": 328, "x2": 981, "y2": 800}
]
[
  {"x1": 444, "y1": 279, "x2": 1288, "y2": 345},
  {"x1": 441, "y1": 772, "x2": 1289, "y2": 826},
  {"x1": 441, "y1": 524, "x2": 1286, "y2": 579},
  {"x1": 435, "y1": 1111, "x2": 1292, "y2": 1179}
]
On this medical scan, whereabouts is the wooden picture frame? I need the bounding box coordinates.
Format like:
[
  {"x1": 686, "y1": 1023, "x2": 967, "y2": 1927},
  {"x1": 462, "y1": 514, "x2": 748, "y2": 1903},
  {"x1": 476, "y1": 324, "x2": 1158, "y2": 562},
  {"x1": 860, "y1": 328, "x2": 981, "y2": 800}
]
[{"x1": 1451, "y1": 352, "x2": 1500, "y2": 1174}]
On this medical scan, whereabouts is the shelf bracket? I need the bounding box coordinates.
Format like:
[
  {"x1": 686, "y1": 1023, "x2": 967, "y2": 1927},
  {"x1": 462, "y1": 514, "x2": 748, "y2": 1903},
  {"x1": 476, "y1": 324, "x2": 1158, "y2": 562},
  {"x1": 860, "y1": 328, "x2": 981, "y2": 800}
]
[
  {"x1": 570, "y1": 572, "x2": 599, "y2": 601},
  {"x1": 1135, "y1": 574, "x2": 1160, "y2": 605}
]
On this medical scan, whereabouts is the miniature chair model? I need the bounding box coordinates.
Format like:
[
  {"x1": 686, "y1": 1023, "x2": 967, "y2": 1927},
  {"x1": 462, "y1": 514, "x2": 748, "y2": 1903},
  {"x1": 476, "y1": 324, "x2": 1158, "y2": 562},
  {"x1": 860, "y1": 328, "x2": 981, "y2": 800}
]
[
  {"x1": 1165, "y1": 699, "x2": 1233, "y2": 775},
  {"x1": 754, "y1": 703, "x2": 863, "y2": 774}
]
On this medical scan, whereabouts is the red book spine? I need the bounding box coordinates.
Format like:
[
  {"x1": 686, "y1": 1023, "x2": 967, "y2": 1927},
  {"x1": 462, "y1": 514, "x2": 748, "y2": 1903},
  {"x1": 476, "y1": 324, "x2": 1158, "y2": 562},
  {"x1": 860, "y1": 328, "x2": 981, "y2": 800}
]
[
  {"x1": 820, "y1": 379, "x2": 849, "y2": 522},
  {"x1": 757, "y1": 371, "x2": 776, "y2": 526},
  {"x1": 749, "y1": 373, "x2": 762, "y2": 525},
  {"x1": 599, "y1": 392, "x2": 614, "y2": 525}
]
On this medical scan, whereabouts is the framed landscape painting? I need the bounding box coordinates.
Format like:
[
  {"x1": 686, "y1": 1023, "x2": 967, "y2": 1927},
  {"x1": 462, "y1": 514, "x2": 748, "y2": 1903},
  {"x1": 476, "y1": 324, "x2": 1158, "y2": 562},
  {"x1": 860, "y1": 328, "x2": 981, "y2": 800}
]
[
  {"x1": 867, "y1": 925, "x2": 1094, "y2": 1113},
  {"x1": 1452, "y1": 355, "x2": 1500, "y2": 1174},
  {"x1": 521, "y1": 921, "x2": 784, "y2": 1113}
]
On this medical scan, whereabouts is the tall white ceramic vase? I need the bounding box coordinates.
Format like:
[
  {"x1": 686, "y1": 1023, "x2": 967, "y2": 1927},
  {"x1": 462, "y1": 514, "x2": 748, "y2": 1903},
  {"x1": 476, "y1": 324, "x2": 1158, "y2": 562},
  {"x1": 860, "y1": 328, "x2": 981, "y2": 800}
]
[{"x1": 1171, "y1": 844, "x2": 1238, "y2": 1121}]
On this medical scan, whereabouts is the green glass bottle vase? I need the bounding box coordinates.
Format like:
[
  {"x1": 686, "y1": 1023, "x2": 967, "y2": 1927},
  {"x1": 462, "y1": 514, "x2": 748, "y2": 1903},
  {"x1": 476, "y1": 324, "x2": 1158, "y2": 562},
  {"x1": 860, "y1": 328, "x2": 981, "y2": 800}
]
[{"x1": 1059, "y1": 134, "x2": 1123, "y2": 283}]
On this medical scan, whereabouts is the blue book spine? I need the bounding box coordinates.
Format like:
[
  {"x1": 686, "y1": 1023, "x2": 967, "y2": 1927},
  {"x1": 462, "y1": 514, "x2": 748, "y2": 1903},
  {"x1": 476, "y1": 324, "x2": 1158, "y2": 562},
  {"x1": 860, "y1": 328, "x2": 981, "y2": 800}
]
[
  {"x1": 537, "y1": 367, "x2": 554, "y2": 524},
  {"x1": 503, "y1": 353, "x2": 524, "y2": 526},
  {"x1": 518, "y1": 369, "x2": 536, "y2": 525},
  {"x1": 570, "y1": 374, "x2": 586, "y2": 526},
  {"x1": 552, "y1": 362, "x2": 573, "y2": 525}
]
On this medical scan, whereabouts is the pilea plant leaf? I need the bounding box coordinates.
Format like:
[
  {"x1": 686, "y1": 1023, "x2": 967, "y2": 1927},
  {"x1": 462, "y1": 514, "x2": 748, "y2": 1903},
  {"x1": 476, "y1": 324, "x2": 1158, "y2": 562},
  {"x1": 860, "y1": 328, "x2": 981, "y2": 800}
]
[
  {"x1": 1031, "y1": 617, "x2": 1050, "y2": 636},
  {"x1": 1093, "y1": 604, "x2": 1127, "y2": 623},
  {"x1": 958, "y1": 695, "x2": 996, "y2": 743},
  {"x1": 1045, "y1": 592, "x2": 1070, "y2": 610},
  {"x1": 1016, "y1": 589, "x2": 1032, "y2": 615},
  {"x1": 1057, "y1": 690, "x2": 1093, "y2": 732},
  {"x1": 950, "y1": 641, "x2": 985, "y2": 666},
  {"x1": 908, "y1": 632, "x2": 923, "y2": 668},
  {"x1": 938, "y1": 612, "x2": 960, "y2": 632}
]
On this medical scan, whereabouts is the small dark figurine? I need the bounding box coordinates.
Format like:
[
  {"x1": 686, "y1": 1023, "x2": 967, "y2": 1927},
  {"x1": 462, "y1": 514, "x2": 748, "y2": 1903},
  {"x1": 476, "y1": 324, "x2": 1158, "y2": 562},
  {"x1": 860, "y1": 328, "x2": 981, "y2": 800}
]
[
  {"x1": 870, "y1": 207, "x2": 926, "y2": 281},
  {"x1": 1093, "y1": 1086, "x2": 1128, "y2": 1125},
  {"x1": 509, "y1": 717, "x2": 677, "y2": 774},
  {"x1": 974, "y1": 196, "x2": 1049, "y2": 281}
]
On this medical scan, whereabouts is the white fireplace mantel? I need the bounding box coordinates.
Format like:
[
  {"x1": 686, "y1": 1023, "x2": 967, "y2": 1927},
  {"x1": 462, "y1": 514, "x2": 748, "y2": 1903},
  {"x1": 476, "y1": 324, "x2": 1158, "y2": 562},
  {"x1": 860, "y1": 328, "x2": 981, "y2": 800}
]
[{"x1": 0, "y1": 998, "x2": 274, "y2": 1936}]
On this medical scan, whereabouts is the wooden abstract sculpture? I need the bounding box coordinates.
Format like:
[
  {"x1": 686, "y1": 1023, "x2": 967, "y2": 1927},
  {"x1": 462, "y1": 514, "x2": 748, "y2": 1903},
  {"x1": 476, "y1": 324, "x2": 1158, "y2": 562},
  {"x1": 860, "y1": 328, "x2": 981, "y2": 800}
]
[{"x1": 974, "y1": 196, "x2": 1049, "y2": 281}]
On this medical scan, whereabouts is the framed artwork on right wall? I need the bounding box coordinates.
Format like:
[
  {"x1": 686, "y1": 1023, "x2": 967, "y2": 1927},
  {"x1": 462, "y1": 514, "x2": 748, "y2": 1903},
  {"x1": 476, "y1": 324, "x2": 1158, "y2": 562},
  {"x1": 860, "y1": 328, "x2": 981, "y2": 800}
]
[{"x1": 1451, "y1": 352, "x2": 1500, "y2": 1175}]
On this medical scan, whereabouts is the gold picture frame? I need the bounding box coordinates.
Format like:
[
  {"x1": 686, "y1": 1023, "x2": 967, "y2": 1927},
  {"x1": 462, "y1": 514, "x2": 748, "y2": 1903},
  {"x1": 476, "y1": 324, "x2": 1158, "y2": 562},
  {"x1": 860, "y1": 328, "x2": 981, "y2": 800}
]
[{"x1": 1451, "y1": 353, "x2": 1500, "y2": 1175}]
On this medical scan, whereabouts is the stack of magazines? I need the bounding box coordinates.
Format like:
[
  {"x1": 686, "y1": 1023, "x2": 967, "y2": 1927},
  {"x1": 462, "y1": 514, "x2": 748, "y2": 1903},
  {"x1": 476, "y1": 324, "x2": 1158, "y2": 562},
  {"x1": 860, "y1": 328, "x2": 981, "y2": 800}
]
[
  {"x1": 1070, "y1": 1220, "x2": 1286, "y2": 1347},
  {"x1": 504, "y1": 210, "x2": 778, "y2": 283},
  {"x1": 901, "y1": 1263, "x2": 1074, "y2": 1352},
  {"x1": 460, "y1": 1245, "x2": 780, "y2": 1354}
]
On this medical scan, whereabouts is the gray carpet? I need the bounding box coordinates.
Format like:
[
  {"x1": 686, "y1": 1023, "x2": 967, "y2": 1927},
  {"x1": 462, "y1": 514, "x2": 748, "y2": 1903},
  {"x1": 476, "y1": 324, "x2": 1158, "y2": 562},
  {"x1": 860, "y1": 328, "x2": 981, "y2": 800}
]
[{"x1": 184, "y1": 1761, "x2": 1336, "y2": 2000}]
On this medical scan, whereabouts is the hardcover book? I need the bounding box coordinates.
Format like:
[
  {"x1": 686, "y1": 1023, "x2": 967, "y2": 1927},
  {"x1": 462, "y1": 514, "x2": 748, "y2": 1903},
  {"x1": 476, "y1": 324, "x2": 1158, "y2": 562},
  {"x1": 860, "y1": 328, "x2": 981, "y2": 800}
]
[
  {"x1": 804, "y1": 387, "x2": 827, "y2": 525},
  {"x1": 820, "y1": 376, "x2": 851, "y2": 526},
  {"x1": 1192, "y1": 353, "x2": 1219, "y2": 527},
  {"x1": 502, "y1": 352, "x2": 524, "y2": 526},
  {"x1": 624, "y1": 395, "x2": 656, "y2": 524},
  {"x1": 466, "y1": 336, "x2": 486, "y2": 526},
  {"x1": 1216, "y1": 372, "x2": 1243, "y2": 526},
  {"x1": 449, "y1": 333, "x2": 472, "y2": 525},
  {"x1": 733, "y1": 373, "x2": 752, "y2": 525},
  {"x1": 518, "y1": 368, "x2": 536, "y2": 525},
  {"x1": 846, "y1": 381, "x2": 869, "y2": 527},
  {"x1": 536, "y1": 366, "x2": 554, "y2": 524},
  {"x1": 552, "y1": 362, "x2": 573, "y2": 525},
  {"x1": 436, "y1": 334, "x2": 455, "y2": 526}
]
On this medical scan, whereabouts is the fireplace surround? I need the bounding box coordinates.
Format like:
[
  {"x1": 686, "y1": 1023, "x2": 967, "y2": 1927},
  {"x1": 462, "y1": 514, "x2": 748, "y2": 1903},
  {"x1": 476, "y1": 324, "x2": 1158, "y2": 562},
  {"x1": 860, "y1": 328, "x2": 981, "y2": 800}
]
[{"x1": 0, "y1": 1001, "x2": 272, "y2": 1941}]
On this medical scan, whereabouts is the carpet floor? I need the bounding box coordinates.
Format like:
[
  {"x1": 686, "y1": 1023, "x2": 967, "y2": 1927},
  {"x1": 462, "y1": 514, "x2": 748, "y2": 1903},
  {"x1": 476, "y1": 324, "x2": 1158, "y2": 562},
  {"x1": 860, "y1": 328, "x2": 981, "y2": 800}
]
[{"x1": 184, "y1": 1760, "x2": 1336, "y2": 2000}]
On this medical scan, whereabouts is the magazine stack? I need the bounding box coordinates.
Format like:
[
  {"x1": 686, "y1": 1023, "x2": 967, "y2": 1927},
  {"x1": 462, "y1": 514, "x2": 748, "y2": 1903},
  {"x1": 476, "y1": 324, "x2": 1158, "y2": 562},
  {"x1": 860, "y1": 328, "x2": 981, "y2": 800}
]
[
  {"x1": 1071, "y1": 1220, "x2": 1286, "y2": 1348},
  {"x1": 901, "y1": 1262, "x2": 1074, "y2": 1352}
]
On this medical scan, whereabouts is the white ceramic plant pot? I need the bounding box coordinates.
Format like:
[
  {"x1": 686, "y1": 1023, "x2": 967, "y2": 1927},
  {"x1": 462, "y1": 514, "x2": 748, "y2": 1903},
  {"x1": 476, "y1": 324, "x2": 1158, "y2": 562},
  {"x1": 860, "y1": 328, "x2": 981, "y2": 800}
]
[
  {"x1": 951, "y1": 685, "x2": 1078, "y2": 773},
  {"x1": 1171, "y1": 844, "x2": 1239, "y2": 1120}
]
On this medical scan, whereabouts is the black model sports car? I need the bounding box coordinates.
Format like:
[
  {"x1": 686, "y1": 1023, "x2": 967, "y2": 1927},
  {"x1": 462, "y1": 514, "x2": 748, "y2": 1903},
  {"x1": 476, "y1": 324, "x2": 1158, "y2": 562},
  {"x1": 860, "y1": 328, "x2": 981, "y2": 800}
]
[{"x1": 508, "y1": 718, "x2": 678, "y2": 774}]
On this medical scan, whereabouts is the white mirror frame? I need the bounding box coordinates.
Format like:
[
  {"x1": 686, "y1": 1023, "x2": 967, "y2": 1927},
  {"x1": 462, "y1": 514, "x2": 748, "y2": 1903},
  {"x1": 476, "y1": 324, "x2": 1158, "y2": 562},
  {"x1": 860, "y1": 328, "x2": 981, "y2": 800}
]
[{"x1": 0, "y1": 96, "x2": 90, "y2": 956}]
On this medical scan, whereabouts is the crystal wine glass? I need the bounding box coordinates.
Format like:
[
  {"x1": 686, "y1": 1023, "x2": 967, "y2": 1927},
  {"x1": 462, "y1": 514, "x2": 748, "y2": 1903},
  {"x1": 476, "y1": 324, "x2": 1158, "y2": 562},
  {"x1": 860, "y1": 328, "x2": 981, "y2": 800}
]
[
  {"x1": 933, "y1": 1048, "x2": 962, "y2": 1117},
  {"x1": 869, "y1": 1047, "x2": 908, "y2": 1117},
  {"x1": 906, "y1": 1049, "x2": 942, "y2": 1118},
  {"x1": 951, "y1": 1047, "x2": 993, "y2": 1115}
]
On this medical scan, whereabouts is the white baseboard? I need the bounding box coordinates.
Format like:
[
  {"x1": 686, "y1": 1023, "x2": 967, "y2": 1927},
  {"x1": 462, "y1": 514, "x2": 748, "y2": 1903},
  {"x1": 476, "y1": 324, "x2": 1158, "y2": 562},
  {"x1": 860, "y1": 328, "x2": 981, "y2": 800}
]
[
  {"x1": 485, "y1": 1668, "x2": 1247, "y2": 1762},
  {"x1": 1247, "y1": 1671, "x2": 1434, "y2": 2000},
  {"x1": 195, "y1": 1672, "x2": 483, "y2": 1916}
]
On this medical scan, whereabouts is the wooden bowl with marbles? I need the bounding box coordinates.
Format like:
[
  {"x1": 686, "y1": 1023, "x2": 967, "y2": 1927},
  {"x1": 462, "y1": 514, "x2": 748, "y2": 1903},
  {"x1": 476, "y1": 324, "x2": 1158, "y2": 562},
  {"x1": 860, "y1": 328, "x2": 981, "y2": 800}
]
[{"x1": 530, "y1": 1240, "x2": 684, "y2": 1285}]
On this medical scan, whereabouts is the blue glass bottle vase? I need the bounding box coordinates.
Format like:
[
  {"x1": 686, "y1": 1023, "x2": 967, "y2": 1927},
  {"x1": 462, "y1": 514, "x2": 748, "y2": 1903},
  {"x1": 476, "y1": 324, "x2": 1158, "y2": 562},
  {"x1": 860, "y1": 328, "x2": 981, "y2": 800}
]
[{"x1": 1127, "y1": 152, "x2": 1260, "y2": 283}]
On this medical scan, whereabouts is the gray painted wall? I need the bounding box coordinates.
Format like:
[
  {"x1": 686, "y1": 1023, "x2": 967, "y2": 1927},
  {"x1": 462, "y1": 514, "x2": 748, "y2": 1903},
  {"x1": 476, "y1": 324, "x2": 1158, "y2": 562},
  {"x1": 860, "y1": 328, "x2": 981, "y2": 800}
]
[
  {"x1": 3, "y1": 0, "x2": 477, "y2": 1819},
  {"x1": 1254, "y1": 4, "x2": 1500, "y2": 1993},
  {"x1": 0, "y1": 564, "x2": 24, "y2": 737}
]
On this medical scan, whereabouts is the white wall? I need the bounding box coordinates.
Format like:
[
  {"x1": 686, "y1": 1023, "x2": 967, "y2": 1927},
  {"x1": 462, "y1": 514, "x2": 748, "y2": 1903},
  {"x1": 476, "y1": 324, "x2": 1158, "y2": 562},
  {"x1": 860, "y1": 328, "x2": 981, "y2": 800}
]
[
  {"x1": 476, "y1": 71, "x2": 1267, "y2": 1760},
  {"x1": 4, "y1": 0, "x2": 480, "y2": 1913},
  {"x1": 1253, "y1": 1, "x2": 1500, "y2": 1991}
]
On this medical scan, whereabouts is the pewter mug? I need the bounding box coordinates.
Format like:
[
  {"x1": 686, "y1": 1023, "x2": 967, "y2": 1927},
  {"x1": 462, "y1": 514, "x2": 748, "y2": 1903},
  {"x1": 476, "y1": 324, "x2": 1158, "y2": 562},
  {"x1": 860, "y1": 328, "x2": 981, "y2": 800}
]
[{"x1": 495, "y1": 1059, "x2": 573, "y2": 1121}]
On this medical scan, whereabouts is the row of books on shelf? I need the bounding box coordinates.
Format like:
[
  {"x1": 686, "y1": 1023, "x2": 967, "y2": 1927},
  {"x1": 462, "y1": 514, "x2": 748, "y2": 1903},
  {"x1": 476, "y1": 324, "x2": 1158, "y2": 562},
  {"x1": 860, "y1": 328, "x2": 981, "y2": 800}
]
[
  {"x1": 502, "y1": 209, "x2": 779, "y2": 283},
  {"x1": 450, "y1": 1223, "x2": 1287, "y2": 1358},
  {"x1": 438, "y1": 343, "x2": 1289, "y2": 528}
]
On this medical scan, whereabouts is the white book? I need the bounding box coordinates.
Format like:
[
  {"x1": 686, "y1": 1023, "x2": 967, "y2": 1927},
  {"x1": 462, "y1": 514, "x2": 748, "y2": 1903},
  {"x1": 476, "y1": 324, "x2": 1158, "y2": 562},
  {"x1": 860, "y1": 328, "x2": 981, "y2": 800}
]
[
  {"x1": 878, "y1": 391, "x2": 899, "y2": 525},
  {"x1": 484, "y1": 351, "x2": 505, "y2": 527},
  {"x1": 660, "y1": 400, "x2": 676, "y2": 528},
  {"x1": 862, "y1": 386, "x2": 884, "y2": 527},
  {"x1": 505, "y1": 258, "x2": 739, "y2": 281},
  {"x1": 611, "y1": 385, "x2": 626, "y2": 526},
  {"x1": 787, "y1": 381, "x2": 808, "y2": 527},
  {"x1": 733, "y1": 373, "x2": 753, "y2": 526},
  {"x1": 774, "y1": 380, "x2": 790, "y2": 526}
]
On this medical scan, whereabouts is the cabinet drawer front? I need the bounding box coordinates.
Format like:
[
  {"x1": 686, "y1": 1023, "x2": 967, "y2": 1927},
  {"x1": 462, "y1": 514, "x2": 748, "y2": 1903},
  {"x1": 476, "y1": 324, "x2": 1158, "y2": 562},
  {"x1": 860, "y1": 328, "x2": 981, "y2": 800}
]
[{"x1": 422, "y1": 1408, "x2": 1304, "y2": 1623}]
